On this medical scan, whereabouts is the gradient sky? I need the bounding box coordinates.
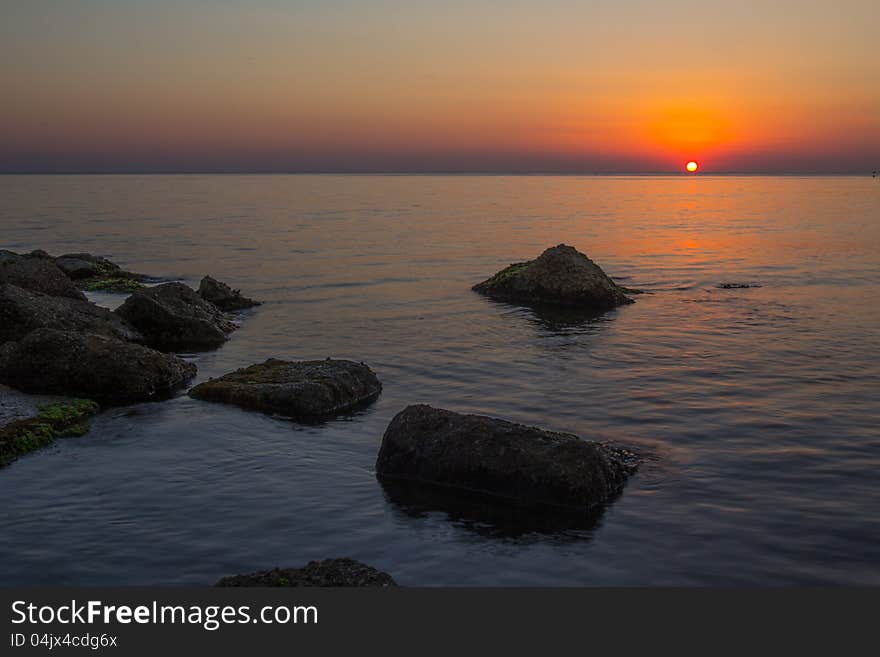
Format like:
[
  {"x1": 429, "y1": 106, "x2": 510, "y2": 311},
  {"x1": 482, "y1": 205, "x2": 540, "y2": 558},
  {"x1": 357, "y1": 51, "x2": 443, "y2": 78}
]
[{"x1": 2, "y1": 0, "x2": 878, "y2": 173}]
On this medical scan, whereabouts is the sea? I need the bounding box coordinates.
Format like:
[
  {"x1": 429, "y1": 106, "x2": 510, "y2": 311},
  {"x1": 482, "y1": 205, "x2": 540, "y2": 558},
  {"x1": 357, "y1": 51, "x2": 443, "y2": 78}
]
[{"x1": 1, "y1": 174, "x2": 878, "y2": 585}]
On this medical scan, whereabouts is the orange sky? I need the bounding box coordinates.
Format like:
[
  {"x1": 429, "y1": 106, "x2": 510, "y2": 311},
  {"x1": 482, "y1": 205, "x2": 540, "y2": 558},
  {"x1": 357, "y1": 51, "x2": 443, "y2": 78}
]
[{"x1": 2, "y1": 1, "x2": 878, "y2": 172}]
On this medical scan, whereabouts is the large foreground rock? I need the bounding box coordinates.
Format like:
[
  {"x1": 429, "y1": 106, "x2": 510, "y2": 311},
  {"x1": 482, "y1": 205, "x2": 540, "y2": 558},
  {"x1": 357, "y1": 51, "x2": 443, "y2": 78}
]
[
  {"x1": 115, "y1": 282, "x2": 235, "y2": 351},
  {"x1": 0, "y1": 328, "x2": 196, "y2": 404},
  {"x1": 0, "y1": 250, "x2": 85, "y2": 300},
  {"x1": 216, "y1": 559, "x2": 396, "y2": 587},
  {"x1": 0, "y1": 283, "x2": 142, "y2": 344},
  {"x1": 197, "y1": 275, "x2": 260, "y2": 311},
  {"x1": 189, "y1": 358, "x2": 382, "y2": 419},
  {"x1": 472, "y1": 244, "x2": 633, "y2": 311},
  {"x1": 376, "y1": 405, "x2": 639, "y2": 511}
]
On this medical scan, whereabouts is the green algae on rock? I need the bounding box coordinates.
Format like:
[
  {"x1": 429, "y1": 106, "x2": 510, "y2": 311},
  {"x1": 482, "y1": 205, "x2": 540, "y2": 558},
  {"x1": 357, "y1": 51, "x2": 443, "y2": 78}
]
[
  {"x1": 54, "y1": 253, "x2": 146, "y2": 293},
  {"x1": 0, "y1": 398, "x2": 99, "y2": 467},
  {"x1": 189, "y1": 358, "x2": 382, "y2": 419},
  {"x1": 81, "y1": 277, "x2": 145, "y2": 293}
]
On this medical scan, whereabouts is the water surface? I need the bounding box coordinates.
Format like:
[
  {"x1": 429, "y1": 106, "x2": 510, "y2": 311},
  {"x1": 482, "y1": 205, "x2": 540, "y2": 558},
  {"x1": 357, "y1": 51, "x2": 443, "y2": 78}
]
[{"x1": 1, "y1": 174, "x2": 878, "y2": 585}]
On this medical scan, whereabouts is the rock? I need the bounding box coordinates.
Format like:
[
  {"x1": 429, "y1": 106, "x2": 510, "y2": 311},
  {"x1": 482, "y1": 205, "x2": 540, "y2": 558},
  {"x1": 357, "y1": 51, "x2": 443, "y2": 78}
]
[
  {"x1": 0, "y1": 283, "x2": 143, "y2": 344},
  {"x1": 1, "y1": 398, "x2": 99, "y2": 468},
  {"x1": 473, "y1": 244, "x2": 633, "y2": 311},
  {"x1": 0, "y1": 250, "x2": 86, "y2": 301},
  {"x1": 216, "y1": 559, "x2": 396, "y2": 587},
  {"x1": 115, "y1": 282, "x2": 235, "y2": 351},
  {"x1": 717, "y1": 282, "x2": 762, "y2": 289},
  {"x1": 54, "y1": 252, "x2": 145, "y2": 293},
  {"x1": 197, "y1": 275, "x2": 260, "y2": 311},
  {"x1": 189, "y1": 358, "x2": 382, "y2": 419},
  {"x1": 0, "y1": 328, "x2": 196, "y2": 404},
  {"x1": 376, "y1": 405, "x2": 639, "y2": 511}
]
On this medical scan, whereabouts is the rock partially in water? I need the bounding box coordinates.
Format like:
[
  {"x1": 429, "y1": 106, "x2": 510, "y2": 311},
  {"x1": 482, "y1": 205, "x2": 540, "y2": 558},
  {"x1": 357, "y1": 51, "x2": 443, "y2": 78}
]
[
  {"x1": 0, "y1": 398, "x2": 99, "y2": 468},
  {"x1": 197, "y1": 275, "x2": 261, "y2": 311},
  {"x1": 716, "y1": 282, "x2": 762, "y2": 289},
  {"x1": 0, "y1": 328, "x2": 196, "y2": 404},
  {"x1": 54, "y1": 252, "x2": 146, "y2": 293},
  {"x1": 0, "y1": 250, "x2": 86, "y2": 301},
  {"x1": 216, "y1": 559, "x2": 396, "y2": 587},
  {"x1": 189, "y1": 358, "x2": 382, "y2": 419},
  {"x1": 473, "y1": 244, "x2": 633, "y2": 311},
  {"x1": 115, "y1": 282, "x2": 235, "y2": 352},
  {"x1": 376, "y1": 405, "x2": 639, "y2": 511},
  {"x1": 0, "y1": 283, "x2": 143, "y2": 344}
]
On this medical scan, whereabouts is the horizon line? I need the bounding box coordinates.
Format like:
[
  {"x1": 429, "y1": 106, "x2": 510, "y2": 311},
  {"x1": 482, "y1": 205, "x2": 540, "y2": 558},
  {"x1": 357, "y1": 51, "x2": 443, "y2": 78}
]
[{"x1": 0, "y1": 170, "x2": 877, "y2": 177}]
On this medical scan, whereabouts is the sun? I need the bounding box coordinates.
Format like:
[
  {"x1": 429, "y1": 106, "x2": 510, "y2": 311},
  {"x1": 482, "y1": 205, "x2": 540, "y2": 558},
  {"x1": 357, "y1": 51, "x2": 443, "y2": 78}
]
[{"x1": 685, "y1": 161, "x2": 699, "y2": 173}]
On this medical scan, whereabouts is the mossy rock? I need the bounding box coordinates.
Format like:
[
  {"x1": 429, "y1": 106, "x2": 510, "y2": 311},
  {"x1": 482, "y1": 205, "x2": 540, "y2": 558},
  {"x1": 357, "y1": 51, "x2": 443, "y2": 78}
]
[
  {"x1": 473, "y1": 244, "x2": 633, "y2": 311},
  {"x1": 0, "y1": 398, "x2": 99, "y2": 467},
  {"x1": 189, "y1": 358, "x2": 382, "y2": 419},
  {"x1": 80, "y1": 277, "x2": 145, "y2": 293},
  {"x1": 479, "y1": 261, "x2": 530, "y2": 289},
  {"x1": 37, "y1": 399, "x2": 100, "y2": 426}
]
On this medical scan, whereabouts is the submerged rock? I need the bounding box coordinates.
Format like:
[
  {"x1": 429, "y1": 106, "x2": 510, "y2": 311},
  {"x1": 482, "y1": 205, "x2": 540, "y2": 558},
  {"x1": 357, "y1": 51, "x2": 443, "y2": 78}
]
[
  {"x1": 0, "y1": 283, "x2": 142, "y2": 344},
  {"x1": 0, "y1": 398, "x2": 99, "y2": 468},
  {"x1": 473, "y1": 244, "x2": 633, "y2": 311},
  {"x1": 216, "y1": 559, "x2": 396, "y2": 587},
  {"x1": 0, "y1": 328, "x2": 196, "y2": 404},
  {"x1": 197, "y1": 275, "x2": 260, "y2": 311},
  {"x1": 0, "y1": 250, "x2": 85, "y2": 301},
  {"x1": 376, "y1": 405, "x2": 639, "y2": 511},
  {"x1": 717, "y1": 282, "x2": 762, "y2": 289},
  {"x1": 189, "y1": 358, "x2": 382, "y2": 419},
  {"x1": 115, "y1": 282, "x2": 235, "y2": 352},
  {"x1": 54, "y1": 252, "x2": 146, "y2": 293}
]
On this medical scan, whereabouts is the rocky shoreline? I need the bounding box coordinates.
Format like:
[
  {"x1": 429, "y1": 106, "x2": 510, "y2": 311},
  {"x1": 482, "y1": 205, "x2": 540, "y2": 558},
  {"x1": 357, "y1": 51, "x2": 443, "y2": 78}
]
[
  {"x1": 0, "y1": 249, "x2": 261, "y2": 463},
  {"x1": 2, "y1": 243, "x2": 647, "y2": 585}
]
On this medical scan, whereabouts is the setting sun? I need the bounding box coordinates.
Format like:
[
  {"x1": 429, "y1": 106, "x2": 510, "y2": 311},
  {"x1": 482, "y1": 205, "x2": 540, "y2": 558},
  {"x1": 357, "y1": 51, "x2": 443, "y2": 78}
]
[{"x1": 686, "y1": 161, "x2": 699, "y2": 173}]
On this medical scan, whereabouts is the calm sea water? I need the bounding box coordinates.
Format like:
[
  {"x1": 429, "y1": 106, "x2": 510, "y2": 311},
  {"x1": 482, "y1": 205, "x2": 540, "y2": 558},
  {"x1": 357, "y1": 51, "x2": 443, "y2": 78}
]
[{"x1": 1, "y1": 174, "x2": 878, "y2": 586}]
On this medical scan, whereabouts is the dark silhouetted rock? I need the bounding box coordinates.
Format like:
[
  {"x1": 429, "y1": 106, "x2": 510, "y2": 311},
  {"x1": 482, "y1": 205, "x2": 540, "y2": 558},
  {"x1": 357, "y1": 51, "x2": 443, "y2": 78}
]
[
  {"x1": 717, "y1": 282, "x2": 762, "y2": 289},
  {"x1": 0, "y1": 328, "x2": 196, "y2": 405},
  {"x1": 189, "y1": 358, "x2": 381, "y2": 419},
  {"x1": 0, "y1": 283, "x2": 142, "y2": 344},
  {"x1": 115, "y1": 282, "x2": 235, "y2": 351},
  {"x1": 376, "y1": 405, "x2": 639, "y2": 511},
  {"x1": 54, "y1": 253, "x2": 146, "y2": 293},
  {"x1": 0, "y1": 250, "x2": 85, "y2": 301},
  {"x1": 197, "y1": 275, "x2": 260, "y2": 311},
  {"x1": 473, "y1": 244, "x2": 633, "y2": 311},
  {"x1": 216, "y1": 559, "x2": 396, "y2": 587}
]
